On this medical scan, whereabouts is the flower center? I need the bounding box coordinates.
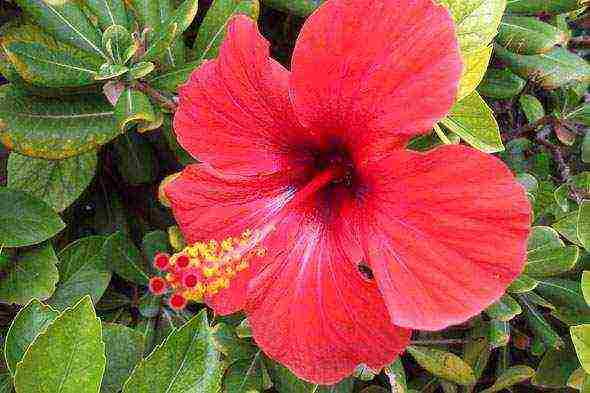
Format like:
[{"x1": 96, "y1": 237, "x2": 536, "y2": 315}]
[{"x1": 149, "y1": 164, "x2": 349, "y2": 309}]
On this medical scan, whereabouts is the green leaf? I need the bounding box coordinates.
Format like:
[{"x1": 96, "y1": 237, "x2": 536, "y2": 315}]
[
  {"x1": 127, "y1": 0, "x2": 161, "y2": 33},
  {"x1": 519, "y1": 94, "x2": 545, "y2": 123},
  {"x1": 489, "y1": 319, "x2": 510, "y2": 348},
  {"x1": 14, "y1": 296, "x2": 106, "y2": 393},
  {"x1": 457, "y1": 45, "x2": 493, "y2": 101},
  {"x1": 579, "y1": 200, "x2": 590, "y2": 251},
  {"x1": 525, "y1": 226, "x2": 579, "y2": 278},
  {"x1": 567, "y1": 368, "x2": 586, "y2": 390},
  {"x1": 439, "y1": 0, "x2": 506, "y2": 52},
  {"x1": 497, "y1": 16, "x2": 566, "y2": 55},
  {"x1": 141, "y1": 230, "x2": 170, "y2": 265},
  {"x1": 480, "y1": 365, "x2": 535, "y2": 393},
  {"x1": 155, "y1": 0, "x2": 187, "y2": 69},
  {"x1": 1, "y1": 23, "x2": 102, "y2": 88},
  {"x1": 264, "y1": 359, "x2": 316, "y2": 392},
  {"x1": 441, "y1": 91, "x2": 504, "y2": 153},
  {"x1": 535, "y1": 278, "x2": 590, "y2": 325},
  {"x1": 102, "y1": 25, "x2": 134, "y2": 64},
  {"x1": 262, "y1": 0, "x2": 319, "y2": 16},
  {"x1": 0, "y1": 188, "x2": 65, "y2": 248},
  {"x1": 123, "y1": 310, "x2": 224, "y2": 393},
  {"x1": 583, "y1": 271, "x2": 590, "y2": 306},
  {"x1": 485, "y1": 294, "x2": 522, "y2": 321},
  {"x1": 142, "y1": 0, "x2": 198, "y2": 63},
  {"x1": 7, "y1": 152, "x2": 97, "y2": 212},
  {"x1": 532, "y1": 348, "x2": 580, "y2": 389},
  {"x1": 0, "y1": 85, "x2": 119, "y2": 160},
  {"x1": 193, "y1": 0, "x2": 260, "y2": 61},
  {"x1": 13, "y1": 0, "x2": 106, "y2": 59},
  {"x1": 495, "y1": 45, "x2": 590, "y2": 90},
  {"x1": 102, "y1": 323, "x2": 144, "y2": 393},
  {"x1": 506, "y1": 0, "x2": 583, "y2": 15},
  {"x1": 462, "y1": 321, "x2": 491, "y2": 387},
  {"x1": 212, "y1": 323, "x2": 258, "y2": 361},
  {"x1": 103, "y1": 231, "x2": 150, "y2": 285},
  {"x1": 4, "y1": 299, "x2": 59, "y2": 376},
  {"x1": 148, "y1": 60, "x2": 201, "y2": 93},
  {"x1": 49, "y1": 236, "x2": 112, "y2": 310},
  {"x1": 95, "y1": 63, "x2": 129, "y2": 81},
  {"x1": 508, "y1": 274, "x2": 539, "y2": 293},
  {"x1": 223, "y1": 353, "x2": 265, "y2": 393},
  {"x1": 86, "y1": 0, "x2": 130, "y2": 30},
  {"x1": 553, "y1": 211, "x2": 582, "y2": 245},
  {"x1": 406, "y1": 346, "x2": 476, "y2": 386},
  {"x1": 519, "y1": 294, "x2": 564, "y2": 349},
  {"x1": 567, "y1": 104, "x2": 590, "y2": 127},
  {"x1": 114, "y1": 88, "x2": 157, "y2": 133},
  {"x1": 0, "y1": 243, "x2": 59, "y2": 305},
  {"x1": 112, "y1": 132, "x2": 158, "y2": 185},
  {"x1": 128, "y1": 62, "x2": 155, "y2": 80},
  {"x1": 478, "y1": 68, "x2": 526, "y2": 99},
  {"x1": 572, "y1": 325, "x2": 590, "y2": 374}
]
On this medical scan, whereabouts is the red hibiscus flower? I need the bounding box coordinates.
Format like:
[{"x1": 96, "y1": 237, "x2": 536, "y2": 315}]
[{"x1": 156, "y1": 0, "x2": 531, "y2": 384}]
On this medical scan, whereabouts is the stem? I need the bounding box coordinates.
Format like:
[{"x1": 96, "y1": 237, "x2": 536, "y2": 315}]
[
  {"x1": 135, "y1": 81, "x2": 179, "y2": 112},
  {"x1": 433, "y1": 124, "x2": 452, "y2": 145}
]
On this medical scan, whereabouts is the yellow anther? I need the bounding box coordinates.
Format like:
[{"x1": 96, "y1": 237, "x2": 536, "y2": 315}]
[
  {"x1": 221, "y1": 238, "x2": 234, "y2": 252},
  {"x1": 256, "y1": 247, "x2": 267, "y2": 257},
  {"x1": 242, "y1": 229, "x2": 252, "y2": 239},
  {"x1": 208, "y1": 239, "x2": 219, "y2": 252},
  {"x1": 189, "y1": 258, "x2": 201, "y2": 267},
  {"x1": 186, "y1": 246, "x2": 199, "y2": 258},
  {"x1": 165, "y1": 273, "x2": 174, "y2": 283},
  {"x1": 202, "y1": 264, "x2": 219, "y2": 277},
  {"x1": 224, "y1": 267, "x2": 236, "y2": 279},
  {"x1": 215, "y1": 277, "x2": 230, "y2": 289}
]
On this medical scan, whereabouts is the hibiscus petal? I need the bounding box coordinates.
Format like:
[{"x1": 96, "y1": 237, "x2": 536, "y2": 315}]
[
  {"x1": 245, "y1": 202, "x2": 411, "y2": 384},
  {"x1": 174, "y1": 16, "x2": 303, "y2": 176},
  {"x1": 359, "y1": 145, "x2": 531, "y2": 331},
  {"x1": 290, "y1": 0, "x2": 462, "y2": 156},
  {"x1": 165, "y1": 164, "x2": 298, "y2": 315}
]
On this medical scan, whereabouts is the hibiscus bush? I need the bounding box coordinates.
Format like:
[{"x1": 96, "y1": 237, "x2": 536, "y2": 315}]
[{"x1": 1, "y1": 0, "x2": 590, "y2": 392}]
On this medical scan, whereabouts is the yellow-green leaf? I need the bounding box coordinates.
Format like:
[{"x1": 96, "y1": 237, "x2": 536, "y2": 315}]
[
  {"x1": 457, "y1": 45, "x2": 493, "y2": 101},
  {"x1": 572, "y1": 325, "x2": 590, "y2": 374},
  {"x1": 407, "y1": 346, "x2": 476, "y2": 386},
  {"x1": 480, "y1": 365, "x2": 535, "y2": 393}
]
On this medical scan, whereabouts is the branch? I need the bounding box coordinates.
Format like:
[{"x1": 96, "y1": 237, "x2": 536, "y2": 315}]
[{"x1": 135, "y1": 81, "x2": 179, "y2": 112}]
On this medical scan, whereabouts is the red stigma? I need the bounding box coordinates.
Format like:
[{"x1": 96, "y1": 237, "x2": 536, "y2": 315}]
[
  {"x1": 169, "y1": 293, "x2": 187, "y2": 310},
  {"x1": 176, "y1": 254, "x2": 190, "y2": 269},
  {"x1": 153, "y1": 253, "x2": 170, "y2": 271},
  {"x1": 149, "y1": 277, "x2": 167, "y2": 296},
  {"x1": 183, "y1": 272, "x2": 199, "y2": 288}
]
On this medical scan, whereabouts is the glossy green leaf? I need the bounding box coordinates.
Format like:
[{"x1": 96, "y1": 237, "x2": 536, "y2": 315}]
[
  {"x1": 519, "y1": 94, "x2": 545, "y2": 123},
  {"x1": 457, "y1": 45, "x2": 493, "y2": 101},
  {"x1": 86, "y1": 0, "x2": 130, "y2": 30},
  {"x1": 406, "y1": 346, "x2": 476, "y2": 386},
  {"x1": 14, "y1": 296, "x2": 105, "y2": 393},
  {"x1": 114, "y1": 88, "x2": 157, "y2": 132},
  {"x1": 506, "y1": 0, "x2": 583, "y2": 14},
  {"x1": 4, "y1": 299, "x2": 59, "y2": 376},
  {"x1": 462, "y1": 321, "x2": 491, "y2": 389},
  {"x1": 497, "y1": 16, "x2": 566, "y2": 55},
  {"x1": 148, "y1": 60, "x2": 201, "y2": 93},
  {"x1": 495, "y1": 45, "x2": 590, "y2": 90},
  {"x1": 0, "y1": 188, "x2": 65, "y2": 248},
  {"x1": 0, "y1": 85, "x2": 119, "y2": 160},
  {"x1": 127, "y1": 0, "x2": 161, "y2": 33},
  {"x1": 95, "y1": 63, "x2": 129, "y2": 81},
  {"x1": 265, "y1": 359, "x2": 316, "y2": 392},
  {"x1": 0, "y1": 243, "x2": 59, "y2": 305},
  {"x1": 7, "y1": 152, "x2": 97, "y2": 212},
  {"x1": 141, "y1": 230, "x2": 170, "y2": 264},
  {"x1": 583, "y1": 271, "x2": 590, "y2": 306},
  {"x1": 223, "y1": 354, "x2": 265, "y2": 393},
  {"x1": 194, "y1": 0, "x2": 260, "y2": 61},
  {"x1": 441, "y1": 91, "x2": 504, "y2": 153},
  {"x1": 579, "y1": 201, "x2": 590, "y2": 251},
  {"x1": 479, "y1": 68, "x2": 526, "y2": 99},
  {"x1": 439, "y1": 0, "x2": 506, "y2": 52},
  {"x1": 154, "y1": 0, "x2": 186, "y2": 69},
  {"x1": 102, "y1": 25, "x2": 134, "y2": 64},
  {"x1": 532, "y1": 348, "x2": 580, "y2": 389},
  {"x1": 567, "y1": 368, "x2": 586, "y2": 391},
  {"x1": 103, "y1": 231, "x2": 150, "y2": 285},
  {"x1": 553, "y1": 211, "x2": 583, "y2": 245},
  {"x1": 572, "y1": 325, "x2": 590, "y2": 374},
  {"x1": 536, "y1": 278, "x2": 590, "y2": 325},
  {"x1": 102, "y1": 323, "x2": 144, "y2": 393},
  {"x1": 112, "y1": 132, "x2": 158, "y2": 185},
  {"x1": 13, "y1": 0, "x2": 106, "y2": 59},
  {"x1": 519, "y1": 294, "x2": 564, "y2": 349},
  {"x1": 49, "y1": 236, "x2": 112, "y2": 310},
  {"x1": 508, "y1": 274, "x2": 539, "y2": 293},
  {"x1": 142, "y1": 0, "x2": 198, "y2": 63},
  {"x1": 567, "y1": 104, "x2": 590, "y2": 127},
  {"x1": 128, "y1": 62, "x2": 155, "y2": 80},
  {"x1": 262, "y1": 0, "x2": 319, "y2": 16},
  {"x1": 123, "y1": 311, "x2": 224, "y2": 393},
  {"x1": 384, "y1": 359, "x2": 407, "y2": 393},
  {"x1": 1, "y1": 23, "x2": 102, "y2": 88},
  {"x1": 485, "y1": 294, "x2": 522, "y2": 321},
  {"x1": 525, "y1": 226, "x2": 579, "y2": 278},
  {"x1": 480, "y1": 365, "x2": 535, "y2": 393},
  {"x1": 489, "y1": 319, "x2": 510, "y2": 348},
  {"x1": 212, "y1": 323, "x2": 258, "y2": 361}
]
